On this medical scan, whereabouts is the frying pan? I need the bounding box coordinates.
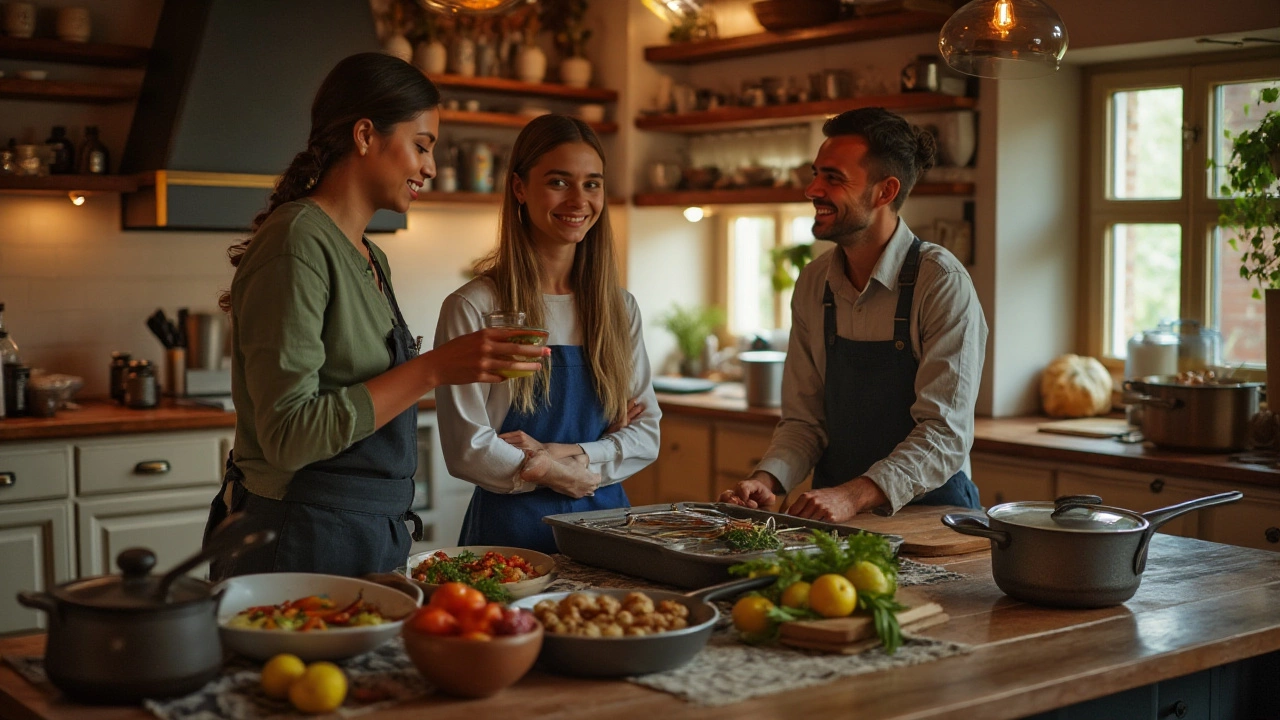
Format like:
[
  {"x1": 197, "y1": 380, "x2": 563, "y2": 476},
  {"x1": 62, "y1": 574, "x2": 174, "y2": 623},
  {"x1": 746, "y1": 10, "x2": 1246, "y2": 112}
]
[{"x1": 510, "y1": 575, "x2": 774, "y2": 677}]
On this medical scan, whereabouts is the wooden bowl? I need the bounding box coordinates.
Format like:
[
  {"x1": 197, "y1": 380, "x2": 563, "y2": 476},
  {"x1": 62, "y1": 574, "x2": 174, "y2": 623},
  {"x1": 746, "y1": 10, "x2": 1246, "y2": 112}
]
[
  {"x1": 752, "y1": 0, "x2": 841, "y2": 32},
  {"x1": 401, "y1": 623, "x2": 543, "y2": 698}
]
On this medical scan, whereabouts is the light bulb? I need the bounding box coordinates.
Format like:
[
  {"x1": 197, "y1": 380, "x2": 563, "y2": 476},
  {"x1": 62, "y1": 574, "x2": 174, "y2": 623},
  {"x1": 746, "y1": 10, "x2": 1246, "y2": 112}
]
[
  {"x1": 683, "y1": 206, "x2": 705, "y2": 223},
  {"x1": 68, "y1": 192, "x2": 85, "y2": 206},
  {"x1": 992, "y1": 0, "x2": 1015, "y2": 37}
]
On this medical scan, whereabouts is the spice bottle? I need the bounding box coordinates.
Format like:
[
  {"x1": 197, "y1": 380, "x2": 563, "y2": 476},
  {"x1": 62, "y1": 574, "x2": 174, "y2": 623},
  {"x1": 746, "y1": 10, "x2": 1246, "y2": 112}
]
[
  {"x1": 123, "y1": 359, "x2": 158, "y2": 409},
  {"x1": 77, "y1": 126, "x2": 110, "y2": 175},
  {"x1": 110, "y1": 351, "x2": 131, "y2": 403},
  {"x1": 46, "y1": 126, "x2": 76, "y2": 174}
]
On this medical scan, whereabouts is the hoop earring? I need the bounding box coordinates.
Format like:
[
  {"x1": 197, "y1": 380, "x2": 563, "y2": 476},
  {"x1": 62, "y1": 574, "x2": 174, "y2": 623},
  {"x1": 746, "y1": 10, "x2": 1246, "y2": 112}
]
[{"x1": 518, "y1": 203, "x2": 527, "y2": 224}]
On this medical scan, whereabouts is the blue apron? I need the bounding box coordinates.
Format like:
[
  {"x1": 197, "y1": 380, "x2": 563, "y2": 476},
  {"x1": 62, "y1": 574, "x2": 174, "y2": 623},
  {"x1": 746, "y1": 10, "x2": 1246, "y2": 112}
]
[
  {"x1": 814, "y1": 237, "x2": 980, "y2": 509},
  {"x1": 203, "y1": 240, "x2": 424, "y2": 579},
  {"x1": 458, "y1": 344, "x2": 629, "y2": 554}
]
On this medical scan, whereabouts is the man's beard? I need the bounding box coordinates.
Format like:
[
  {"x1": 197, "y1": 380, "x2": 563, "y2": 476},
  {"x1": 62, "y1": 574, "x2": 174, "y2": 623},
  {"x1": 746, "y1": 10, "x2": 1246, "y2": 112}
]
[{"x1": 811, "y1": 187, "x2": 876, "y2": 246}]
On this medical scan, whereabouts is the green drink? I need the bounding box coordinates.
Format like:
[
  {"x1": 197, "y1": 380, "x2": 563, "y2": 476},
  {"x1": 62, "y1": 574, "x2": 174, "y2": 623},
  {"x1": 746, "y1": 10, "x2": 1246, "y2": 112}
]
[{"x1": 485, "y1": 312, "x2": 547, "y2": 379}]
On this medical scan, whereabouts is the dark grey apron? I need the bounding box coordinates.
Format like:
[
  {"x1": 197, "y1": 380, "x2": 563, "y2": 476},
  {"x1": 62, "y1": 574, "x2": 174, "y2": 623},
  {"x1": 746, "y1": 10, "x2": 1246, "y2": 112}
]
[
  {"x1": 813, "y1": 237, "x2": 980, "y2": 509},
  {"x1": 203, "y1": 240, "x2": 423, "y2": 579}
]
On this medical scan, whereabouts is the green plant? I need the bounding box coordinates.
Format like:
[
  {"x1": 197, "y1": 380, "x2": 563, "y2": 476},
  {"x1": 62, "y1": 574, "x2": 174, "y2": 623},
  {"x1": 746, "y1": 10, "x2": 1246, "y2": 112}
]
[
  {"x1": 538, "y1": 0, "x2": 590, "y2": 58},
  {"x1": 1219, "y1": 86, "x2": 1280, "y2": 298},
  {"x1": 770, "y1": 243, "x2": 815, "y2": 292},
  {"x1": 659, "y1": 303, "x2": 725, "y2": 370}
]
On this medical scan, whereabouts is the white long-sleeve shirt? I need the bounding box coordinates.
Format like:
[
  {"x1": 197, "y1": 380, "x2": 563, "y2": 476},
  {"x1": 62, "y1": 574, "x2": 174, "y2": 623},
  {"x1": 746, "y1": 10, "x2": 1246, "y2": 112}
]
[
  {"x1": 755, "y1": 218, "x2": 988, "y2": 512},
  {"x1": 434, "y1": 277, "x2": 661, "y2": 494}
]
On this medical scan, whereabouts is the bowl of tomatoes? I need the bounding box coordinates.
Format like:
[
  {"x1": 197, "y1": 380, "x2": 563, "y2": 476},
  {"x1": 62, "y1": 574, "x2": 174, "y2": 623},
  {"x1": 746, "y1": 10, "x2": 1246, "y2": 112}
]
[
  {"x1": 404, "y1": 546, "x2": 556, "y2": 601},
  {"x1": 401, "y1": 582, "x2": 543, "y2": 698}
]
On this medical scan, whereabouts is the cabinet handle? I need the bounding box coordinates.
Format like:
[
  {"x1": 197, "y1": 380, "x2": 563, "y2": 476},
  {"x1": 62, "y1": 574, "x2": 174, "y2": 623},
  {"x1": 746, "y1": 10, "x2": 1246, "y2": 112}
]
[
  {"x1": 1171, "y1": 700, "x2": 1188, "y2": 719},
  {"x1": 1149, "y1": 479, "x2": 1165, "y2": 493},
  {"x1": 670, "y1": 443, "x2": 680, "y2": 452},
  {"x1": 0, "y1": 471, "x2": 14, "y2": 488},
  {"x1": 1266, "y1": 527, "x2": 1280, "y2": 544},
  {"x1": 134, "y1": 460, "x2": 171, "y2": 475}
]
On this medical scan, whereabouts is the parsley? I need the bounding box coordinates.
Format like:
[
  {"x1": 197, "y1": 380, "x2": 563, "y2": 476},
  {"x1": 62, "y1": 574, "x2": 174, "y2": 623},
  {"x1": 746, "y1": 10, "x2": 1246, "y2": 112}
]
[
  {"x1": 722, "y1": 524, "x2": 782, "y2": 552},
  {"x1": 415, "y1": 550, "x2": 513, "y2": 603}
]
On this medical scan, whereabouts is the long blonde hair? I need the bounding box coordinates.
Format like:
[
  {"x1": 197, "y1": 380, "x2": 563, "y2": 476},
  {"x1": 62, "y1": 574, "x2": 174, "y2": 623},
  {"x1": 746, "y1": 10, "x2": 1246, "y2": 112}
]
[{"x1": 474, "y1": 115, "x2": 632, "y2": 423}]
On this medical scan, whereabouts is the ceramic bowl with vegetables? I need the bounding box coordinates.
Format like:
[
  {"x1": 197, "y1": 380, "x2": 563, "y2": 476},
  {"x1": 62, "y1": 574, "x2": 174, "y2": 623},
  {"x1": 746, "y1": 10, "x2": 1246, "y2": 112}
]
[
  {"x1": 404, "y1": 546, "x2": 556, "y2": 602},
  {"x1": 215, "y1": 573, "x2": 422, "y2": 661}
]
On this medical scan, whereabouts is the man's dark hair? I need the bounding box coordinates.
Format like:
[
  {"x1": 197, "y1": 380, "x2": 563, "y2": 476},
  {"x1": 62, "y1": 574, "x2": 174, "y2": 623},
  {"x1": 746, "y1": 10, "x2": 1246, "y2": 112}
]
[{"x1": 822, "y1": 107, "x2": 937, "y2": 211}]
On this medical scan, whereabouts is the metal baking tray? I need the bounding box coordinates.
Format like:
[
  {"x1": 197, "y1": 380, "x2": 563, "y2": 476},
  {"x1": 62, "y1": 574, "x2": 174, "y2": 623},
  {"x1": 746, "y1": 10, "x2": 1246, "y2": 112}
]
[{"x1": 544, "y1": 502, "x2": 904, "y2": 590}]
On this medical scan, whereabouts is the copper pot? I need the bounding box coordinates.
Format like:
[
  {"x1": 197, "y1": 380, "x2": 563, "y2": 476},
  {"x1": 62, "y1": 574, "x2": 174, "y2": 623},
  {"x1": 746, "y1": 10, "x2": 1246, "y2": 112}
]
[{"x1": 1124, "y1": 375, "x2": 1262, "y2": 451}]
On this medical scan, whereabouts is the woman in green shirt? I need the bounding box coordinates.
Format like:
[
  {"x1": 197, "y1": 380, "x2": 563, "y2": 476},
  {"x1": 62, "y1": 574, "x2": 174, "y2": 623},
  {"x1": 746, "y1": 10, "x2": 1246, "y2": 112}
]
[{"x1": 203, "y1": 53, "x2": 547, "y2": 579}]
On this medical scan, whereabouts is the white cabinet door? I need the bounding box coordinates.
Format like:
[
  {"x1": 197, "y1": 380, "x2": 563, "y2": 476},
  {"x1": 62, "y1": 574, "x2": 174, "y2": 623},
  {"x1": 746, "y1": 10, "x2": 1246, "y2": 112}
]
[
  {"x1": 77, "y1": 487, "x2": 215, "y2": 578},
  {"x1": 0, "y1": 501, "x2": 73, "y2": 635},
  {"x1": 0, "y1": 441, "x2": 73, "y2": 505}
]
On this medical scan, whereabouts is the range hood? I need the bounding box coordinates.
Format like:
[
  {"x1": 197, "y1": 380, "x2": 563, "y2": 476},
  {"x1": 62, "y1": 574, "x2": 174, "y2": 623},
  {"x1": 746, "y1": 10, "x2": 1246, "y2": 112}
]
[{"x1": 120, "y1": 0, "x2": 406, "y2": 232}]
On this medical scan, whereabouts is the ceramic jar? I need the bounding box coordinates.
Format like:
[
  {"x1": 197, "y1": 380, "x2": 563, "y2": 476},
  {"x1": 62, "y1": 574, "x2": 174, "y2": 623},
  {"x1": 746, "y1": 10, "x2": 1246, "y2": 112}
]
[
  {"x1": 56, "y1": 6, "x2": 91, "y2": 42},
  {"x1": 559, "y1": 56, "x2": 592, "y2": 88},
  {"x1": 4, "y1": 2, "x2": 35, "y2": 38},
  {"x1": 414, "y1": 39, "x2": 447, "y2": 75},
  {"x1": 517, "y1": 44, "x2": 546, "y2": 84},
  {"x1": 384, "y1": 34, "x2": 413, "y2": 63},
  {"x1": 451, "y1": 35, "x2": 476, "y2": 77}
]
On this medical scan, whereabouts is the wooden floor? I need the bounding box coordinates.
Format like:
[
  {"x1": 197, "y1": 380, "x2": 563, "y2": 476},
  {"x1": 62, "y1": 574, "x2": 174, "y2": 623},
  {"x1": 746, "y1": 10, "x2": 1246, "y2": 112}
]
[{"x1": 3, "y1": 507, "x2": 1279, "y2": 720}]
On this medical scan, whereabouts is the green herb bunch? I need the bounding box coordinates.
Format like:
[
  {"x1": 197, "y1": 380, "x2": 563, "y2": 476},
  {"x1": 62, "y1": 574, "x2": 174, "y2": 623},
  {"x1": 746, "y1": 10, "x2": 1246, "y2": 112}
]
[
  {"x1": 729, "y1": 531, "x2": 907, "y2": 653},
  {"x1": 722, "y1": 523, "x2": 783, "y2": 552}
]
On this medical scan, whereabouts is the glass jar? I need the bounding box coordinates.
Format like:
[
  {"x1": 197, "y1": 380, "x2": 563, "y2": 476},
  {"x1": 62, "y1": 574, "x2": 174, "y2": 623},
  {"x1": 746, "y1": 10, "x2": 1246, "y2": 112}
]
[
  {"x1": 14, "y1": 144, "x2": 46, "y2": 177},
  {"x1": 1125, "y1": 328, "x2": 1178, "y2": 379},
  {"x1": 123, "y1": 359, "x2": 158, "y2": 409},
  {"x1": 109, "y1": 351, "x2": 131, "y2": 403},
  {"x1": 483, "y1": 311, "x2": 548, "y2": 379}
]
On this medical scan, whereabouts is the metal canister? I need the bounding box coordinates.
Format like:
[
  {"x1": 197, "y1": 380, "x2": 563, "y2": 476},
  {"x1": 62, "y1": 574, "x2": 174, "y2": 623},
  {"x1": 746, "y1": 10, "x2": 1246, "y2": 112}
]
[
  {"x1": 4, "y1": 363, "x2": 30, "y2": 417},
  {"x1": 123, "y1": 360, "x2": 158, "y2": 409},
  {"x1": 110, "y1": 352, "x2": 131, "y2": 403}
]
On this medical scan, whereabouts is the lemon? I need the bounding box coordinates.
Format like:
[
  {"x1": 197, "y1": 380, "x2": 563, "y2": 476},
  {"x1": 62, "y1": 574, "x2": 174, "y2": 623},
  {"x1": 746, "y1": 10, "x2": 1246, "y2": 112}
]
[
  {"x1": 259, "y1": 653, "x2": 306, "y2": 700},
  {"x1": 747, "y1": 564, "x2": 781, "y2": 579},
  {"x1": 808, "y1": 573, "x2": 857, "y2": 618},
  {"x1": 731, "y1": 595, "x2": 775, "y2": 635},
  {"x1": 779, "y1": 581, "x2": 811, "y2": 609},
  {"x1": 845, "y1": 560, "x2": 894, "y2": 595},
  {"x1": 288, "y1": 662, "x2": 348, "y2": 714}
]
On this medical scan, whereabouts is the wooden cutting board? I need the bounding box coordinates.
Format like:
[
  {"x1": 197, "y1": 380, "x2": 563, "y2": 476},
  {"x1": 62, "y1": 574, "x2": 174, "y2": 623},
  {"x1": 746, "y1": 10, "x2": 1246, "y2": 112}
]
[
  {"x1": 1037, "y1": 417, "x2": 1133, "y2": 438},
  {"x1": 847, "y1": 506, "x2": 989, "y2": 557},
  {"x1": 778, "y1": 589, "x2": 948, "y2": 654}
]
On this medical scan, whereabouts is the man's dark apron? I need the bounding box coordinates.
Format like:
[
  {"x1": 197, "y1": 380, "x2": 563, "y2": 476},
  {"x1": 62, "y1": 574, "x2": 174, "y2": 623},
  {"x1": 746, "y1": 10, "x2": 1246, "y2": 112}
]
[
  {"x1": 458, "y1": 344, "x2": 629, "y2": 554},
  {"x1": 203, "y1": 240, "x2": 423, "y2": 579},
  {"x1": 813, "y1": 237, "x2": 980, "y2": 509}
]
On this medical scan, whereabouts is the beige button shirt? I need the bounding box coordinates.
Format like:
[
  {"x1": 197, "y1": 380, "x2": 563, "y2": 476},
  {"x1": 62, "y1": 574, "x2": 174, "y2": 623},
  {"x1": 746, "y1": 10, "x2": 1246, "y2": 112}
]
[{"x1": 755, "y1": 218, "x2": 988, "y2": 512}]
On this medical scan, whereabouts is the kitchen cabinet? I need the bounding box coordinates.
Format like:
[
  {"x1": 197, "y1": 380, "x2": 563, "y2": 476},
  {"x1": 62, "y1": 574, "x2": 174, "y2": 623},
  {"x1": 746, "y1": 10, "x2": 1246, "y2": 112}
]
[
  {"x1": 654, "y1": 417, "x2": 713, "y2": 504},
  {"x1": 713, "y1": 422, "x2": 774, "y2": 500},
  {"x1": 0, "y1": 501, "x2": 73, "y2": 635},
  {"x1": 1197, "y1": 488, "x2": 1280, "y2": 552},
  {"x1": 1056, "y1": 469, "x2": 1203, "y2": 538},
  {"x1": 970, "y1": 455, "x2": 1055, "y2": 507},
  {"x1": 76, "y1": 487, "x2": 214, "y2": 577}
]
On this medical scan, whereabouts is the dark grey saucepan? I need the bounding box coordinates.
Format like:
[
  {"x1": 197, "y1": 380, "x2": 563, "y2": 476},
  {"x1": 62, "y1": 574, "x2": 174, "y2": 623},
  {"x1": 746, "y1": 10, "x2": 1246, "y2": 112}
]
[
  {"x1": 510, "y1": 575, "x2": 774, "y2": 677},
  {"x1": 941, "y1": 492, "x2": 1242, "y2": 608}
]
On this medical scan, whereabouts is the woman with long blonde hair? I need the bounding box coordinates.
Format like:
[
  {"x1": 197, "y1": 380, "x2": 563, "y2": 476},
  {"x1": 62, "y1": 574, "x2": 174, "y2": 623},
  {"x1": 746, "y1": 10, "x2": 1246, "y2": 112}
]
[{"x1": 435, "y1": 114, "x2": 660, "y2": 553}]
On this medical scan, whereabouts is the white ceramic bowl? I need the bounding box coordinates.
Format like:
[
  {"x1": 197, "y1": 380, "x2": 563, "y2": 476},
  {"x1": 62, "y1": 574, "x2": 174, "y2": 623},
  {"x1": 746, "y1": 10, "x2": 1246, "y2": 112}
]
[
  {"x1": 215, "y1": 573, "x2": 422, "y2": 662},
  {"x1": 16, "y1": 70, "x2": 47, "y2": 81},
  {"x1": 404, "y1": 545, "x2": 557, "y2": 600}
]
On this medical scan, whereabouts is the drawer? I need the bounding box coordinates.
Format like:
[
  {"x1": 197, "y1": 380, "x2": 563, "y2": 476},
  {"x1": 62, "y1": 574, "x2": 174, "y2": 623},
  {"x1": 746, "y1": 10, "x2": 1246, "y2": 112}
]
[
  {"x1": 77, "y1": 433, "x2": 224, "y2": 496},
  {"x1": 0, "y1": 443, "x2": 73, "y2": 505},
  {"x1": 970, "y1": 455, "x2": 1055, "y2": 507},
  {"x1": 714, "y1": 424, "x2": 773, "y2": 478},
  {"x1": 1198, "y1": 492, "x2": 1280, "y2": 552},
  {"x1": 1057, "y1": 471, "x2": 1203, "y2": 537}
]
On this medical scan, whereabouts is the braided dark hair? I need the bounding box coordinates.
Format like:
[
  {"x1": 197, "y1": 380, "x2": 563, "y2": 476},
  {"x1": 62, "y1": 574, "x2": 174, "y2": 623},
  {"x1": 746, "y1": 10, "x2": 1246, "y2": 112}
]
[
  {"x1": 219, "y1": 52, "x2": 440, "y2": 311},
  {"x1": 822, "y1": 107, "x2": 936, "y2": 211}
]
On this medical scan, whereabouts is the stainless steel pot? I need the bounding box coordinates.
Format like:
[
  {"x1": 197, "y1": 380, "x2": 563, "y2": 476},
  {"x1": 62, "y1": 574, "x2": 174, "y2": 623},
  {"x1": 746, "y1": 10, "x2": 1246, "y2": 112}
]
[
  {"x1": 941, "y1": 492, "x2": 1242, "y2": 608},
  {"x1": 17, "y1": 527, "x2": 274, "y2": 704},
  {"x1": 1124, "y1": 375, "x2": 1262, "y2": 451},
  {"x1": 510, "y1": 576, "x2": 773, "y2": 677},
  {"x1": 740, "y1": 350, "x2": 786, "y2": 408}
]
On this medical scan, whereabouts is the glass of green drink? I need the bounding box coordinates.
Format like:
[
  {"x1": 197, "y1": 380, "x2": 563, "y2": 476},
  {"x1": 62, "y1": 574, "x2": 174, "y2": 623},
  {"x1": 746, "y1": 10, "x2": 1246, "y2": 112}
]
[{"x1": 484, "y1": 311, "x2": 548, "y2": 379}]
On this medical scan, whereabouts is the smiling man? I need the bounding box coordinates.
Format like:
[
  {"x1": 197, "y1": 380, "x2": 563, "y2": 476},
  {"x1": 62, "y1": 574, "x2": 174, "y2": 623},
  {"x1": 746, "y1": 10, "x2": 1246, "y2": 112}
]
[{"x1": 720, "y1": 107, "x2": 988, "y2": 523}]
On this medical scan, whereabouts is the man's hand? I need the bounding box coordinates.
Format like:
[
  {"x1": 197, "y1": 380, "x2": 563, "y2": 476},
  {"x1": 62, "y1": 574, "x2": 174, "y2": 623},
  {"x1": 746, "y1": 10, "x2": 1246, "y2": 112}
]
[
  {"x1": 718, "y1": 471, "x2": 783, "y2": 510},
  {"x1": 787, "y1": 477, "x2": 888, "y2": 523}
]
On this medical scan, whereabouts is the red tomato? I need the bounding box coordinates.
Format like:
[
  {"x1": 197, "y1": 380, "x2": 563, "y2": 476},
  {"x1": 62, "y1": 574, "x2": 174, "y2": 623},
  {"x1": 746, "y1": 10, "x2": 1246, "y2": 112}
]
[
  {"x1": 459, "y1": 602, "x2": 505, "y2": 635},
  {"x1": 459, "y1": 631, "x2": 492, "y2": 642},
  {"x1": 410, "y1": 607, "x2": 459, "y2": 636},
  {"x1": 428, "y1": 583, "x2": 472, "y2": 610}
]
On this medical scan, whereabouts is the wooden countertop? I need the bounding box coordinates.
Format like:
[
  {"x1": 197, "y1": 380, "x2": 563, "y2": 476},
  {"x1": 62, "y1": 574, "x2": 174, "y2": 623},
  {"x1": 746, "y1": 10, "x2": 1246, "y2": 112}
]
[
  {"x1": 1, "y1": 507, "x2": 1278, "y2": 720},
  {"x1": 0, "y1": 399, "x2": 438, "y2": 443},
  {"x1": 655, "y1": 384, "x2": 1280, "y2": 487}
]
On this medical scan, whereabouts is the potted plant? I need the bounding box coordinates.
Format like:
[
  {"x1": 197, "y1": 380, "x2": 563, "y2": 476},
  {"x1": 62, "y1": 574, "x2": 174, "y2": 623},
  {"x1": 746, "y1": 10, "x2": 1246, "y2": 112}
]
[
  {"x1": 539, "y1": 0, "x2": 592, "y2": 88},
  {"x1": 1217, "y1": 85, "x2": 1280, "y2": 393},
  {"x1": 660, "y1": 303, "x2": 726, "y2": 377},
  {"x1": 514, "y1": 7, "x2": 546, "y2": 83},
  {"x1": 770, "y1": 242, "x2": 814, "y2": 293}
]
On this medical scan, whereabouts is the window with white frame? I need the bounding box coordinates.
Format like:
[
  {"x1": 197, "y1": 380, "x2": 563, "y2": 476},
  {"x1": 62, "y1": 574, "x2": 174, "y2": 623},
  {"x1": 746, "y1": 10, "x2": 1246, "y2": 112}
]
[
  {"x1": 1083, "y1": 55, "x2": 1279, "y2": 368},
  {"x1": 721, "y1": 208, "x2": 824, "y2": 338}
]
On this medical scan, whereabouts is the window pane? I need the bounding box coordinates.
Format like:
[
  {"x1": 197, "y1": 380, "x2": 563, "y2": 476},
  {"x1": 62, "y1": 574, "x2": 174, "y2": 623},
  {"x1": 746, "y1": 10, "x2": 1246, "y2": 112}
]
[
  {"x1": 790, "y1": 215, "x2": 815, "y2": 244},
  {"x1": 1212, "y1": 226, "x2": 1267, "y2": 365},
  {"x1": 1109, "y1": 87, "x2": 1183, "y2": 200},
  {"x1": 1210, "y1": 79, "x2": 1280, "y2": 199},
  {"x1": 1109, "y1": 223, "x2": 1181, "y2": 356},
  {"x1": 729, "y1": 216, "x2": 777, "y2": 335}
]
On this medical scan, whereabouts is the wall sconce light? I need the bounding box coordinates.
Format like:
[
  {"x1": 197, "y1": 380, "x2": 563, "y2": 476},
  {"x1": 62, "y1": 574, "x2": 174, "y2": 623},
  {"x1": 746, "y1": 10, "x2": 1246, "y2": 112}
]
[
  {"x1": 68, "y1": 192, "x2": 86, "y2": 206},
  {"x1": 683, "y1": 206, "x2": 706, "y2": 223}
]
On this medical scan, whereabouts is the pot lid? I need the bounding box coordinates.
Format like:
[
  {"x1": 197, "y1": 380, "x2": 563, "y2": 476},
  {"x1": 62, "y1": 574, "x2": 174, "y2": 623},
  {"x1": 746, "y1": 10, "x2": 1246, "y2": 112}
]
[
  {"x1": 989, "y1": 496, "x2": 1147, "y2": 533},
  {"x1": 51, "y1": 548, "x2": 212, "y2": 611}
]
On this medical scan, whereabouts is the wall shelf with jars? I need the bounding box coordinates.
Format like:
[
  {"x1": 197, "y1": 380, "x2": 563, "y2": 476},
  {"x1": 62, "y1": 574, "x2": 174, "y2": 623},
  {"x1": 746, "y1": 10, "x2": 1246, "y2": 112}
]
[
  {"x1": 633, "y1": 182, "x2": 975, "y2": 207},
  {"x1": 0, "y1": 173, "x2": 138, "y2": 194},
  {"x1": 430, "y1": 73, "x2": 617, "y2": 103},
  {"x1": 636, "y1": 93, "x2": 974, "y2": 133},
  {"x1": 0, "y1": 77, "x2": 135, "y2": 103},
  {"x1": 0, "y1": 36, "x2": 148, "y2": 67},
  {"x1": 643, "y1": 11, "x2": 950, "y2": 65},
  {"x1": 440, "y1": 108, "x2": 617, "y2": 134},
  {"x1": 413, "y1": 190, "x2": 626, "y2": 207}
]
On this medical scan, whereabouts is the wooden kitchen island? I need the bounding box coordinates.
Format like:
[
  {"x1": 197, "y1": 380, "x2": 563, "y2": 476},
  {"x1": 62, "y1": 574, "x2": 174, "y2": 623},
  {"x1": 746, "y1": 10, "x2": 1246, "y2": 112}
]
[{"x1": 1, "y1": 507, "x2": 1277, "y2": 720}]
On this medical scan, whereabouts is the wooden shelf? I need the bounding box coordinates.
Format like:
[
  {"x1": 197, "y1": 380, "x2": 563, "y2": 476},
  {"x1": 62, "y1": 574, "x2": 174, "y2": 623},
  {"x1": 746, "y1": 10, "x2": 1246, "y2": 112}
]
[
  {"x1": 441, "y1": 109, "x2": 617, "y2": 134},
  {"x1": 0, "y1": 77, "x2": 137, "y2": 103},
  {"x1": 634, "y1": 93, "x2": 974, "y2": 133},
  {"x1": 430, "y1": 74, "x2": 618, "y2": 103},
  {"x1": 633, "y1": 182, "x2": 974, "y2": 207},
  {"x1": 0, "y1": 36, "x2": 149, "y2": 67},
  {"x1": 644, "y1": 11, "x2": 949, "y2": 64},
  {"x1": 0, "y1": 174, "x2": 140, "y2": 194},
  {"x1": 414, "y1": 191, "x2": 627, "y2": 206}
]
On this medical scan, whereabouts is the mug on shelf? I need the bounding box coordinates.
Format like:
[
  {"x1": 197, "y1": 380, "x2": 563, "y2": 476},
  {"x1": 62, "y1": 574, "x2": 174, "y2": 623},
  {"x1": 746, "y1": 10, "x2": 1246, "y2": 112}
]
[{"x1": 56, "y1": 6, "x2": 91, "y2": 42}]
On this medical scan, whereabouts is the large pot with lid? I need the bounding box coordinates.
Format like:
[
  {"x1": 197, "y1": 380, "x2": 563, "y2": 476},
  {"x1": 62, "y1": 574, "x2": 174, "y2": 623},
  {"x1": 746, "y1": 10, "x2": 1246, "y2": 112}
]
[
  {"x1": 1124, "y1": 375, "x2": 1263, "y2": 452},
  {"x1": 941, "y1": 492, "x2": 1241, "y2": 608},
  {"x1": 17, "y1": 528, "x2": 273, "y2": 704}
]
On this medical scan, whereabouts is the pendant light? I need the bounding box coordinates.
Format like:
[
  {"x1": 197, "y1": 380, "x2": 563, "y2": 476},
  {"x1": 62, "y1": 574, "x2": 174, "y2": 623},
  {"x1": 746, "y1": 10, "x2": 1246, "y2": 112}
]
[
  {"x1": 938, "y1": 0, "x2": 1068, "y2": 79},
  {"x1": 416, "y1": 0, "x2": 530, "y2": 15}
]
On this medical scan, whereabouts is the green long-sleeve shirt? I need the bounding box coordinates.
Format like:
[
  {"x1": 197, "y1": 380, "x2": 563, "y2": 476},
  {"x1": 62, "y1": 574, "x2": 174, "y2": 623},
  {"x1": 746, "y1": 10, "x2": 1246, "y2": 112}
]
[{"x1": 229, "y1": 199, "x2": 400, "y2": 499}]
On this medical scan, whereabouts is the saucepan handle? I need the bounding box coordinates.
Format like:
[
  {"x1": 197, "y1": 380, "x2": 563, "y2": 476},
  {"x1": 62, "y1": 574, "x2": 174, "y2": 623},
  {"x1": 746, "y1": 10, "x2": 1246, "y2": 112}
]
[
  {"x1": 1121, "y1": 381, "x2": 1181, "y2": 410},
  {"x1": 942, "y1": 513, "x2": 1011, "y2": 549},
  {"x1": 1133, "y1": 491, "x2": 1244, "y2": 574},
  {"x1": 688, "y1": 575, "x2": 777, "y2": 603}
]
